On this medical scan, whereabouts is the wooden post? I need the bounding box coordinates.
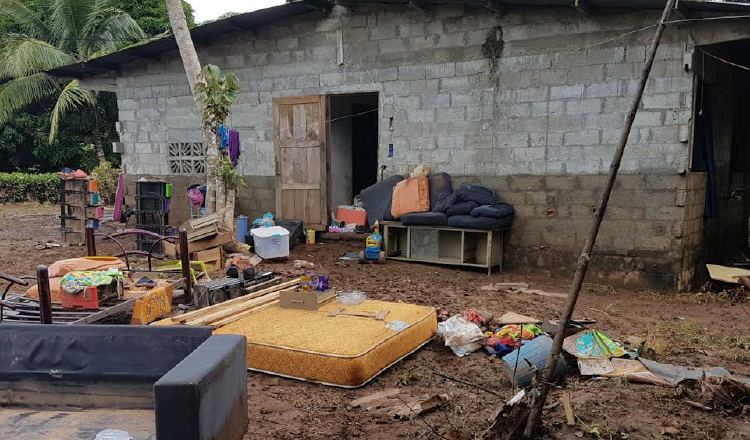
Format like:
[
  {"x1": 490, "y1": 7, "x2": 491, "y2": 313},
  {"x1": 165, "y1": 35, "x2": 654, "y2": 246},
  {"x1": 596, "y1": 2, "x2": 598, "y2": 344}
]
[
  {"x1": 522, "y1": 1, "x2": 677, "y2": 437},
  {"x1": 36, "y1": 265, "x2": 53, "y2": 324},
  {"x1": 85, "y1": 226, "x2": 97, "y2": 256},
  {"x1": 178, "y1": 229, "x2": 193, "y2": 305}
]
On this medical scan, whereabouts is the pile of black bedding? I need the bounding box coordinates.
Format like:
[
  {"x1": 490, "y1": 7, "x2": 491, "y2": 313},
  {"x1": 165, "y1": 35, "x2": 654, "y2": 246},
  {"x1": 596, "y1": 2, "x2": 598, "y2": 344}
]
[
  {"x1": 403, "y1": 177, "x2": 514, "y2": 230},
  {"x1": 359, "y1": 173, "x2": 514, "y2": 230}
]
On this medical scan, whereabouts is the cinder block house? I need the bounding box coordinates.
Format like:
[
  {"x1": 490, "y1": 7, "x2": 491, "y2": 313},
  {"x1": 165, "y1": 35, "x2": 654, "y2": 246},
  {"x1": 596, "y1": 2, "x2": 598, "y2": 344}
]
[{"x1": 50, "y1": 0, "x2": 750, "y2": 288}]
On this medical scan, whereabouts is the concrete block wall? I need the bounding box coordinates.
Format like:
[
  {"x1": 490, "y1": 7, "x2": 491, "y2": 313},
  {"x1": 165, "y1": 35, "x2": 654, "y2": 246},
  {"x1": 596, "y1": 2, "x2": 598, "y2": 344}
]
[
  {"x1": 453, "y1": 174, "x2": 688, "y2": 286},
  {"x1": 115, "y1": 5, "x2": 699, "y2": 179},
  {"x1": 106, "y1": 4, "x2": 750, "y2": 286}
]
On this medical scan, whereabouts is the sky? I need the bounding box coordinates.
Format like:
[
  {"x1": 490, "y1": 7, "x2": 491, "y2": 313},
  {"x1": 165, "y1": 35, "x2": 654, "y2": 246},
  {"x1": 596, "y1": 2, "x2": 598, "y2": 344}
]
[{"x1": 190, "y1": 0, "x2": 285, "y2": 23}]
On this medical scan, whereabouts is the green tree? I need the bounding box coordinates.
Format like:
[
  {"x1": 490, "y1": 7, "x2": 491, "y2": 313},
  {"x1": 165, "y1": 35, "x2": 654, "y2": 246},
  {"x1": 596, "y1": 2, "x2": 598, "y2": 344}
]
[
  {"x1": 0, "y1": 0, "x2": 146, "y2": 161},
  {"x1": 111, "y1": 0, "x2": 196, "y2": 37}
]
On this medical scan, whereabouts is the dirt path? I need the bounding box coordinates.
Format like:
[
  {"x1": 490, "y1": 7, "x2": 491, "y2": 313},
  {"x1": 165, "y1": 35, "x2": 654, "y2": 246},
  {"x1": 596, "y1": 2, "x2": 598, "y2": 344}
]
[{"x1": 1, "y1": 203, "x2": 748, "y2": 439}]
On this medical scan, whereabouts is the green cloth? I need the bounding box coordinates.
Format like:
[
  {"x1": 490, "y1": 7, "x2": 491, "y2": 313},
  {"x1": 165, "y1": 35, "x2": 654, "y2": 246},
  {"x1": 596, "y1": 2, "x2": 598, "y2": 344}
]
[{"x1": 60, "y1": 268, "x2": 123, "y2": 293}]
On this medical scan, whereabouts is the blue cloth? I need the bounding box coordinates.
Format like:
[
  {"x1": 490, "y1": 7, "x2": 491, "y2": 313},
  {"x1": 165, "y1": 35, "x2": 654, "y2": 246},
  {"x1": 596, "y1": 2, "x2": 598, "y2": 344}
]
[{"x1": 217, "y1": 124, "x2": 229, "y2": 150}]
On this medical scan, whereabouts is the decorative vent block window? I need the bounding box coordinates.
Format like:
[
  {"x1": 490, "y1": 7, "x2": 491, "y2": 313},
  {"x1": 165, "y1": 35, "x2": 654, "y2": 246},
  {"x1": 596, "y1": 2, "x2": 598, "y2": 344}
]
[{"x1": 167, "y1": 142, "x2": 206, "y2": 174}]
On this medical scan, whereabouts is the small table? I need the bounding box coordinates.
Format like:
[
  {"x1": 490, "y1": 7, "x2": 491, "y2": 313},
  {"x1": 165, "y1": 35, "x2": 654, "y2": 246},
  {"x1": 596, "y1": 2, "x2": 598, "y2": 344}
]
[{"x1": 382, "y1": 221, "x2": 507, "y2": 274}]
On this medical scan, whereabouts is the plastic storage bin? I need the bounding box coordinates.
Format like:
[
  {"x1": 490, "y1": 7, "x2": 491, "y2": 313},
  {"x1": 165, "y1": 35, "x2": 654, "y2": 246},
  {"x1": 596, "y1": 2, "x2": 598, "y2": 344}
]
[{"x1": 251, "y1": 226, "x2": 290, "y2": 259}]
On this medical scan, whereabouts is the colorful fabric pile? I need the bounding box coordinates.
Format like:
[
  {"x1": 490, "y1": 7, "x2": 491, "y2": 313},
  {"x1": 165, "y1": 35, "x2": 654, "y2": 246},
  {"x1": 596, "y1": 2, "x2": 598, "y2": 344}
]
[
  {"x1": 485, "y1": 324, "x2": 543, "y2": 356},
  {"x1": 60, "y1": 268, "x2": 123, "y2": 294}
]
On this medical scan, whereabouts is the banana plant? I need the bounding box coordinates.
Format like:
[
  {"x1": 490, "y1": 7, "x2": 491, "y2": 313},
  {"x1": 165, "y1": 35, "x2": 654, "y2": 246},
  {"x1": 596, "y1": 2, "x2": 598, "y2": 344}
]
[{"x1": 0, "y1": 0, "x2": 145, "y2": 160}]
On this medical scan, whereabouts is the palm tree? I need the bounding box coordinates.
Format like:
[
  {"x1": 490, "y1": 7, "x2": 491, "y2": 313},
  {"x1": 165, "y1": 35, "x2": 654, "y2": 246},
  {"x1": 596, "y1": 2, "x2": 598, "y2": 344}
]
[{"x1": 0, "y1": 0, "x2": 146, "y2": 161}]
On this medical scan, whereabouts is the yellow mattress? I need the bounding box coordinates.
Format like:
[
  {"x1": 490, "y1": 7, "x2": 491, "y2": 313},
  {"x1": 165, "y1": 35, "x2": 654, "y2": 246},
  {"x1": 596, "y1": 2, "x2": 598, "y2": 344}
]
[{"x1": 214, "y1": 300, "x2": 437, "y2": 387}]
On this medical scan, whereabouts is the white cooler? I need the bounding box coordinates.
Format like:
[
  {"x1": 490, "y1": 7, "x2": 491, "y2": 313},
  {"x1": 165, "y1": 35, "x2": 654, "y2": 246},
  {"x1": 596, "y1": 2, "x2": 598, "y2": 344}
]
[{"x1": 250, "y1": 226, "x2": 290, "y2": 259}]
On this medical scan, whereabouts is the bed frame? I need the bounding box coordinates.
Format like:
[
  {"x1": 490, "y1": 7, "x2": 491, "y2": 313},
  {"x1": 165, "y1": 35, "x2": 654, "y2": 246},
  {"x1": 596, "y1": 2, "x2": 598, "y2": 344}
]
[{"x1": 0, "y1": 227, "x2": 194, "y2": 325}]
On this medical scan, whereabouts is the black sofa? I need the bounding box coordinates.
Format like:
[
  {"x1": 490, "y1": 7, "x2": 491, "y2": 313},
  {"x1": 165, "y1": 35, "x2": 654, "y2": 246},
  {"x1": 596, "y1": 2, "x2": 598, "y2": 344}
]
[{"x1": 0, "y1": 324, "x2": 248, "y2": 440}]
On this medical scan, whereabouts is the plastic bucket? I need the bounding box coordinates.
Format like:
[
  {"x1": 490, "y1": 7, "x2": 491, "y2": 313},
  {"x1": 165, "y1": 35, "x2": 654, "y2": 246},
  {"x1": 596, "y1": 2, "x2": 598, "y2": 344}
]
[
  {"x1": 306, "y1": 229, "x2": 316, "y2": 244},
  {"x1": 235, "y1": 215, "x2": 249, "y2": 243},
  {"x1": 502, "y1": 335, "x2": 567, "y2": 388}
]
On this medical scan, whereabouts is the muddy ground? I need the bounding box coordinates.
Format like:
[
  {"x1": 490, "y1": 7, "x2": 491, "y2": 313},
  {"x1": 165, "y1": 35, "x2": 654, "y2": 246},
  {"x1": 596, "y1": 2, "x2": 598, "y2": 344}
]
[{"x1": 1, "y1": 202, "x2": 749, "y2": 439}]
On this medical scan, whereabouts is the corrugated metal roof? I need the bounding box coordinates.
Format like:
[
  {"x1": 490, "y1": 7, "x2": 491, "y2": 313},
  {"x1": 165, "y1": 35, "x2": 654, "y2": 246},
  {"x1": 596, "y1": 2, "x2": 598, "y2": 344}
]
[{"x1": 47, "y1": 0, "x2": 750, "y2": 78}]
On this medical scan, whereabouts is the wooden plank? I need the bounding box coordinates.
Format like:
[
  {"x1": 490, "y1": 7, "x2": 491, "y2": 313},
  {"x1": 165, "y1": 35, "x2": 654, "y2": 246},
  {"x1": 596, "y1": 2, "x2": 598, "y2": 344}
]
[
  {"x1": 211, "y1": 300, "x2": 279, "y2": 328},
  {"x1": 561, "y1": 392, "x2": 575, "y2": 426},
  {"x1": 173, "y1": 278, "x2": 299, "y2": 323},
  {"x1": 187, "y1": 213, "x2": 219, "y2": 230},
  {"x1": 69, "y1": 299, "x2": 136, "y2": 325},
  {"x1": 185, "y1": 292, "x2": 281, "y2": 326}
]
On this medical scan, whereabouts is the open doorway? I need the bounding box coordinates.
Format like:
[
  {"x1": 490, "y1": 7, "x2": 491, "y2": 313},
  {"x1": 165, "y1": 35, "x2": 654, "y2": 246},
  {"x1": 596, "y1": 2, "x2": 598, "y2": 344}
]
[
  {"x1": 690, "y1": 40, "x2": 750, "y2": 275},
  {"x1": 328, "y1": 93, "x2": 379, "y2": 209}
]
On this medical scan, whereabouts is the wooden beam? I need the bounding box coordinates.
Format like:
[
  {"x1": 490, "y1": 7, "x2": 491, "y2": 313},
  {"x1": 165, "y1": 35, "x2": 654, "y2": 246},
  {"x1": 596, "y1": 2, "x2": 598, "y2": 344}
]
[{"x1": 573, "y1": 0, "x2": 591, "y2": 16}]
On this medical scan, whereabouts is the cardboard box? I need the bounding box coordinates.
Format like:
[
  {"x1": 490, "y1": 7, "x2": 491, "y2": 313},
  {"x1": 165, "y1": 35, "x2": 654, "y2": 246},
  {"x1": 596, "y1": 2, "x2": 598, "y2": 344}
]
[
  {"x1": 279, "y1": 289, "x2": 335, "y2": 310},
  {"x1": 192, "y1": 247, "x2": 223, "y2": 272},
  {"x1": 164, "y1": 227, "x2": 233, "y2": 257}
]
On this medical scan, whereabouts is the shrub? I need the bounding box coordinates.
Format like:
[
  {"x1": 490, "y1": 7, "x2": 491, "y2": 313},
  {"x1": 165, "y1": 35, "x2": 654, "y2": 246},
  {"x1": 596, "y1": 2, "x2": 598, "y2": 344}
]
[
  {"x1": 91, "y1": 161, "x2": 120, "y2": 205},
  {"x1": 0, "y1": 172, "x2": 60, "y2": 204}
]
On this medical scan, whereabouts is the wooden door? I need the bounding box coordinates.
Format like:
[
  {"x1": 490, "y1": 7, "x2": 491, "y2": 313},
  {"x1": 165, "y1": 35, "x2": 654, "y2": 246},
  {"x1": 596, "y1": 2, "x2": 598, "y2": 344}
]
[{"x1": 273, "y1": 96, "x2": 328, "y2": 230}]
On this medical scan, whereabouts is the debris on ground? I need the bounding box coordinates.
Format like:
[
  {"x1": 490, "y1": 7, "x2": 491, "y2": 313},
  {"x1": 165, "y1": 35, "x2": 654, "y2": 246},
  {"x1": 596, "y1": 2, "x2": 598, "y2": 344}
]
[
  {"x1": 34, "y1": 240, "x2": 62, "y2": 250},
  {"x1": 481, "y1": 282, "x2": 567, "y2": 298},
  {"x1": 349, "y1": 388, "x2": 402, "y2": 411},
  {"x1": 349, "y1": 390, "x2": 449, "y2": 421},
  {"x1": 390, "y1": 394, "x2": 449, "y2": 420},
  {"x1": 437, "y1": 315, "x2": 485, "y2": 357},
  {"x1": 683, "y1": 375, "x2": 750, "y2": 414}
]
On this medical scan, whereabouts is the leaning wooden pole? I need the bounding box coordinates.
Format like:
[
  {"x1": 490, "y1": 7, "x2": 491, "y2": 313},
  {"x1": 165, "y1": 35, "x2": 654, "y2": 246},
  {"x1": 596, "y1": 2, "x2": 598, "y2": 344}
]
[{"x1": 522, "y1": 1, "x2": 676, "y2": 437}]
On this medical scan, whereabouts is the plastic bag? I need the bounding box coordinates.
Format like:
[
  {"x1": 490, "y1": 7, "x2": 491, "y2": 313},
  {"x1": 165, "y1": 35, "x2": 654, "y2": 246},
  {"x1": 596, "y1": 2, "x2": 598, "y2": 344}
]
[{"x1": 437, "y1": 316, "x2": 486, "y2": 357}]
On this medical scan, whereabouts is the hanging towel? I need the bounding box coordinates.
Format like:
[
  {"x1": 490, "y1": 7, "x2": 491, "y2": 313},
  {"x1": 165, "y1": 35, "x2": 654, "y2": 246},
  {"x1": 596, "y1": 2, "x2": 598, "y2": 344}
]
[{"x1": 229, "y1": 129, "x2": 241, "y2": 166}]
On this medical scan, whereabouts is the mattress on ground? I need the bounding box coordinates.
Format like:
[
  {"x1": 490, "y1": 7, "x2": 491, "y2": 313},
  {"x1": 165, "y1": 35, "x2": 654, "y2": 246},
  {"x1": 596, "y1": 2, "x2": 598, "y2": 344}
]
[{"x1": 214, "y1": 300, "x2": 436, "y2": 387}]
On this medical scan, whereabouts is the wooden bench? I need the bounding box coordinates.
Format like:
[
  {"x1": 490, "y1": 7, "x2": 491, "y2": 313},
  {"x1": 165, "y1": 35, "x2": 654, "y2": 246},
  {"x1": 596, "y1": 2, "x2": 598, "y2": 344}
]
[{"x1": 382, "y1": 221, "x2": 507, "y2": 274}]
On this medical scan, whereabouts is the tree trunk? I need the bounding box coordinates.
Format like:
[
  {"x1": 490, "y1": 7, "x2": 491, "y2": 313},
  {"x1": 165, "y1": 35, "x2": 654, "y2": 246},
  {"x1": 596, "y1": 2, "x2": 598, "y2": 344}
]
[{"x1": 165, "y1": 0, "x2": 218, "y2": 214}]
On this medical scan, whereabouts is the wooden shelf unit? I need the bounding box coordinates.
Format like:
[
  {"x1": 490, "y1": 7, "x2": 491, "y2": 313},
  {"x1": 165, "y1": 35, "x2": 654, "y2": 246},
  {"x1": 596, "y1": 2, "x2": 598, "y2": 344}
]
[
  {"x1": 60, "y1": 178, "x2": 101, "y2": 245},
  {"x1": 382, "y1": 221, "x2": 506, "y2": 274}
]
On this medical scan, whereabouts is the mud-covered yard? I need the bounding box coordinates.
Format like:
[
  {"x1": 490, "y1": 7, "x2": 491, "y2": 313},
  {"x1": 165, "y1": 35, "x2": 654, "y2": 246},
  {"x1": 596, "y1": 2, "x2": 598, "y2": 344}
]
[{"x1": 1, "y1": 202, "x2": 749, "y2": 439}]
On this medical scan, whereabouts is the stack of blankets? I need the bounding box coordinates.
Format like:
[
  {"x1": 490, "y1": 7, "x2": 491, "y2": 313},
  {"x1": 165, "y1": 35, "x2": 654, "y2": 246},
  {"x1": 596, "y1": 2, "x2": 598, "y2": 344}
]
[{"x1": 360, "y1": 172, "x2": 514, "y2": 230}]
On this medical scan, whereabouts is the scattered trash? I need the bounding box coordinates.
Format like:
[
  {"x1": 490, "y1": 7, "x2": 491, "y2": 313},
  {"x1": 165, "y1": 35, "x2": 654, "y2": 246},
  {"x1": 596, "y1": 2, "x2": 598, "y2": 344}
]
[
  {"x1": 478, "y1": 389, "x2": 529, "y2": 439},
  {"x1": 336, "y1": 290, "x2": 367, "y2": 305},
  {"x1": 562, "y1": 330, "x2": 625, "y2": 359},
  {"x1": 481, "y1": 282, "x2": 528, "y2": 293},
  {"x1": 481, "y1": 282, "x2": 567, "y2": 298},
  {"x1": 437, "y1": 315, "x2": 485, "y2": 357},
  {"x1": 524, "y1": 289, "x2": 567, "y2": 298},
  {"x1": 293, "y1": 259, "x2": 315, "y2": 269},
  {"x1": 463, "y1": 308, "x2": 492, "y2": 325},
  {"x1": 252, "y1": 212, "x2": 275, "y2": 228},
  {"x1": 339, "y1": 251, "x2": 361, "y2": 261},
  {"x1": 34, "y1": 240, "x2": 62, "y2": 250},
  {"x1": 390, "y1": 393, "x2": 449, "y2": 420},
  {"x1": 135, "y1": 276, "x2": 157, "y2": 289},
  {"x1": 684, "y1": 375, "x2": 750, "y2": 414},
  {"x1": 638, "y1": 358, "x2": 733, "y2": 386},
  {"x1": 349, "y1": 388, "x2": 402, "y2": 411}
]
